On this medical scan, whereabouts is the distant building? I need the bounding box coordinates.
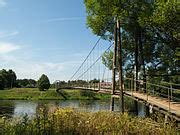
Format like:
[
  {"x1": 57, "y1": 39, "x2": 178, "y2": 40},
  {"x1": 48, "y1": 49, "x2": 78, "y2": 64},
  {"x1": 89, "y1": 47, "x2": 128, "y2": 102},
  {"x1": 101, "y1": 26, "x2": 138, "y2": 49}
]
[{"x1": 100, "y1": 82, "x2": 112, "y2": 89}]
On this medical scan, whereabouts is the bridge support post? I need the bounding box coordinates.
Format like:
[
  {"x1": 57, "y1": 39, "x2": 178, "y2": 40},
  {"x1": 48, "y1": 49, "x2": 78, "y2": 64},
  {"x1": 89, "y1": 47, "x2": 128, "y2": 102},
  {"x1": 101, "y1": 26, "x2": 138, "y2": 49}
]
[
  {"x1": 117, "y1": 20, "x2": 124, "y2": 113},
  {"x1": 111, "y1": 18, "x2": 118, "y2": 112},
  {"x1": 145, "y1": 105, "x2": 150, "y2": 117},
  {"x1": 144, "y1": 75, "x2": 147, "y2": 93},
  {"x1": 112, "y1": 19, "x2": 117, "y2": 96},
  {"x1": 110, "y1": 96, "x2": 115, "y2": 111},
  {"x1": 98, "y1": 82, "x2": 100, "y2": 91},
  {"x1": 134, "y1": 100, "x2": 138, "y2": 115}
]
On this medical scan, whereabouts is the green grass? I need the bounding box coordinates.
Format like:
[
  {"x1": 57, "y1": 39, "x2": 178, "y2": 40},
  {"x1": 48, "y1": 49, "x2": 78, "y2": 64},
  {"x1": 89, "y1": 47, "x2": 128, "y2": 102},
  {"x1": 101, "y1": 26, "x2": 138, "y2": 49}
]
[
  {"x1": 1, "y1": 107, "x2": 178, "y2": 135},
  {"x1": 0, "y1": 88, "x2": 110, "y2": 100}
]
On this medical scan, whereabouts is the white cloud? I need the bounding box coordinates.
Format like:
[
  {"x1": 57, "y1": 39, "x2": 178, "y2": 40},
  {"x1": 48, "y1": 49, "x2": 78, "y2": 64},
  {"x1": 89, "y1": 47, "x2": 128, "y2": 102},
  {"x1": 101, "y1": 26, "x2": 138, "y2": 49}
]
[
  {"x1": 0, "y1": 58, "x2": 81, "y2": 82},
  {"x1": 0, "y1": 42, "x2": 81, "y2": 82},
  {"x1": 11, "y1": 62, "x2": 71, "y2": 82},
  {"x1": 44, "y1": 62, "x2": 64, "y2": 71},
  {"x1": 47, "y1": 17, "x2": 83, "y2": 22},
  {"x1": 0, "y1": 31, "x2": 19, "y2": 38},
  {"x1": 0, "y1": 42, "x2": 21, "y2": 54},
  {"x1": 0, "y1": 0, "x2": 7, "y2": 7}
]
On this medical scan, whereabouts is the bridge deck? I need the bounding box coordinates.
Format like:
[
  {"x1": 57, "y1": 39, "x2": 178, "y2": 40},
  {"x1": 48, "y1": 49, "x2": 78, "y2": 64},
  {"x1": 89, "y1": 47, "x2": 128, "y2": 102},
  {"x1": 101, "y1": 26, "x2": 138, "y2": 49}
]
[
  {"x1": 124, "y1": 91, "x2": 180, "y2": 119},
  {"x1": 72, "y1": 87, "x2": 180, "y2": 120}
]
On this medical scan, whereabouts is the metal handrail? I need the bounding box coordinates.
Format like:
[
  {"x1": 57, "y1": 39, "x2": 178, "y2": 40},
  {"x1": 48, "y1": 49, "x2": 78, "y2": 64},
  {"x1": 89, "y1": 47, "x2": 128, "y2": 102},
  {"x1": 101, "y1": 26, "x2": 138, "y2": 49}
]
[
  {"x1": 123, "y1": 77, "x2": 180, "y2": 112},
  {"x1": 125, "y1": 77, "x2": 180, "y2": 91}
]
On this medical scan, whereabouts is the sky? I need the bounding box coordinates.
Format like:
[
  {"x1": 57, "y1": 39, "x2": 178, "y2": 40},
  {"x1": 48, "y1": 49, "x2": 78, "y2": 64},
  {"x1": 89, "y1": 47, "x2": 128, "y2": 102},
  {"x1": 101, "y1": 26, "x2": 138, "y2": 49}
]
[{"x1": 0, "y1": 0, "x2": 110, "y2": 83}]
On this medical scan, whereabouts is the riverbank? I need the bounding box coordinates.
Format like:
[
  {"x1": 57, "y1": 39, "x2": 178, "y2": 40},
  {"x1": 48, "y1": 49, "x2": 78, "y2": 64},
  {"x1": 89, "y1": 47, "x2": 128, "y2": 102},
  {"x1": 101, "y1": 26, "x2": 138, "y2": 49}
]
[
  {"x1": 0, "y1": 107, "x2": 177, "y2": 135},
  {"x1": 0, "y1": 88, "x2": 110, "y2": 100}
]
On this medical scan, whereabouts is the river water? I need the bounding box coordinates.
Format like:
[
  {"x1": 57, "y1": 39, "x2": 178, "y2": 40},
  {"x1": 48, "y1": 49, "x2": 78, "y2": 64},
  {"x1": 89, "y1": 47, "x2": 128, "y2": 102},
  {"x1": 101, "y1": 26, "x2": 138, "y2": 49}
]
[{"x1": 0, "y1": 98, "x2": 146, "y2": 118}]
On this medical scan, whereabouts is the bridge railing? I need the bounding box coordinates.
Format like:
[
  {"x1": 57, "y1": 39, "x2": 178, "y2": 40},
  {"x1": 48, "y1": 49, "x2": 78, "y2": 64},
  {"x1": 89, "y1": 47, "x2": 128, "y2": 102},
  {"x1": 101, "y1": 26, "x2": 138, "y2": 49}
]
[
  {"x1": 124, "y1": 78, "x2": 180, "y2": 112},
  {"x1": 65, "y1": 79, "x2": 180, "y2": 105}
]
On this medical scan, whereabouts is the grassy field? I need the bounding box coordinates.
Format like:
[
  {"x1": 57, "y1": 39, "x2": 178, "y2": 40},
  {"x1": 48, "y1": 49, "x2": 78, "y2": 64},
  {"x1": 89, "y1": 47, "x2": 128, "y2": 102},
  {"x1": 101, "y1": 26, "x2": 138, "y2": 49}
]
[{"x1": 0, "y1": 88, "x2": 110, "y2": 100}]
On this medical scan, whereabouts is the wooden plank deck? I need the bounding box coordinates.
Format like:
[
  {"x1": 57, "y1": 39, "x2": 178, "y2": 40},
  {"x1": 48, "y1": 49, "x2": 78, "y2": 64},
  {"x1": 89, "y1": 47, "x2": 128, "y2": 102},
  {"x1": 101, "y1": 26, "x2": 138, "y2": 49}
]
[{"x1": 124, "y1": 91, "x2": 180, "y2": 119}]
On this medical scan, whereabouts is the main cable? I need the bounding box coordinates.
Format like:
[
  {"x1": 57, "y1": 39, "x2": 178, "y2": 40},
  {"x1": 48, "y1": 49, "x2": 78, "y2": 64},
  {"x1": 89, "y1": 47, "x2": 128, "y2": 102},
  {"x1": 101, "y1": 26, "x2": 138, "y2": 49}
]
[
  {"x1": 69, "y1": 20, "x2": 114, "y2": 81},
  {"x1": 69, "y1": 37, "x2": 101, "y2": 80}
]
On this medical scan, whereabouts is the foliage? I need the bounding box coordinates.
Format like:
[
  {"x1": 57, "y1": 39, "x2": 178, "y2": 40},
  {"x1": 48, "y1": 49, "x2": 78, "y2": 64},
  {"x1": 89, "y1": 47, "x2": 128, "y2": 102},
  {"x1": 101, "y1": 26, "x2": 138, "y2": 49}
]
[
  {"x1": 0, "y1": 69, "x2": 17, "y2": 90},
  {"x1": 1, "y1": 108, "x2": 177, "y2": 135},
  {"x1": 89, "y1": 78, "x2": 100, "y2": 83},
  {"x1": 0, "y1": 69, "x2": 37, "y2": 89},
  {"x1": 84, "y1": 0, "x2": 179, "y2": 84},
  {"x1": 0, "y1": 75, "x2": 4, "y2": 90},
  {"x1": 68, "y1": 79, "x2": 101, "y2": 87},
  {"x1": 175, "y1": 47, "x2": 180, "y2": 60},
  {"x1": 68, "y1": 80, "x2": 87, "y2": 86},
  {"x1": 37, "y1": 74, "x2": 50, "y2": 91},
  {"x1": 16, "y1": 79, "x2": 37, "y2": 88},
  {"x1": 102, "y1": 50, "x2": 113, "y2": 70}
]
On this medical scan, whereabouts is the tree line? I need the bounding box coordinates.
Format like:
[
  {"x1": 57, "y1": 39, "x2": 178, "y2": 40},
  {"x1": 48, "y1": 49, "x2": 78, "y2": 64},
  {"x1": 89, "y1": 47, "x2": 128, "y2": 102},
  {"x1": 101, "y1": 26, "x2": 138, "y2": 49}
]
[
  {"x1": 0, "y1": 69, "x2": 37, "y2": 89},
  {"x1": 52, "y1": 79, "x2": 100, "y2": 89},
  {"x1": 0, "y1": 69, "x2": 50, "y2": 91}
]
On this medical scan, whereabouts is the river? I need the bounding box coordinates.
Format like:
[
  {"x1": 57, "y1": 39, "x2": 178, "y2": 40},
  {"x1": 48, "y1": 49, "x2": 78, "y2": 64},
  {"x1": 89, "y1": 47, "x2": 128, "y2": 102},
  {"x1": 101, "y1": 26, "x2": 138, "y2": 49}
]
[{"x1": 0, "y1": 98, "x2": 146, "y2": 118}]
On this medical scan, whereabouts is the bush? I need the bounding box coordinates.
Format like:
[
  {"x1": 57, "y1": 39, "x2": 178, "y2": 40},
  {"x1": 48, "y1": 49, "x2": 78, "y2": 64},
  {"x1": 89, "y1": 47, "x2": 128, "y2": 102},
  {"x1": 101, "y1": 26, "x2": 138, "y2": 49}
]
[
  {"x1": 1, "y1": 108, "x2": 177, "y2": 135},
  {"x1": 37, "y1": 74, "x2": 50, "y2": 91}
]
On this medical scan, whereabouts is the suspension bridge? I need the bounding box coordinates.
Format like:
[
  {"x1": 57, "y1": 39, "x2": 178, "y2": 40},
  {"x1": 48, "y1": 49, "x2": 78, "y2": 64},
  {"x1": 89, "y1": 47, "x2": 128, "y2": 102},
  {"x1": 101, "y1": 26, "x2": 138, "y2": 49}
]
[{"x1": 56, "y1": 22, "x2": 180, "y2": 122}]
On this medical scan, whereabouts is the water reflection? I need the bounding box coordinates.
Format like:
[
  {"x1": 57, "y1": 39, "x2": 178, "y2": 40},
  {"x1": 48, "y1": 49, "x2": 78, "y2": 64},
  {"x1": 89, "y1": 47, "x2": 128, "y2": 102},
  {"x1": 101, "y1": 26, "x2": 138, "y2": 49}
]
[
  {"x1": 14, "y1": 101, "x2": 37, "y2": 117},
  {"x1": 0, "y1": 98, "x2": 146, "y2": 118},
  {"x1": 0, "y1": 101, "x2": 14, "y2": 117}
]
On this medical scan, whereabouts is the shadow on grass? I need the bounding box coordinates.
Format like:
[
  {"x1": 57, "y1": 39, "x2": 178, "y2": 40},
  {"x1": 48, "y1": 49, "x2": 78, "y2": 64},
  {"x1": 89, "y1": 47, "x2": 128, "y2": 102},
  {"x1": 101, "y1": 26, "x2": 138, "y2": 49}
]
[
  {"x1": 80, "y1": 90, "x2": 98, "y2": 100},
  {"x1": 56, "y1": 88, "x2": 69, "y2": 100}
]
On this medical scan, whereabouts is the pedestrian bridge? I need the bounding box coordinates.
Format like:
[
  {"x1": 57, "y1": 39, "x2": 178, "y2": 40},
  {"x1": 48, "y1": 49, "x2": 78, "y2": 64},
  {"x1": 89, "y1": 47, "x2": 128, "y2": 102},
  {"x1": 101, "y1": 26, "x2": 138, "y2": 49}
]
[{"x1": 56, "y1": 79, "x2": 180, "y2": 121}]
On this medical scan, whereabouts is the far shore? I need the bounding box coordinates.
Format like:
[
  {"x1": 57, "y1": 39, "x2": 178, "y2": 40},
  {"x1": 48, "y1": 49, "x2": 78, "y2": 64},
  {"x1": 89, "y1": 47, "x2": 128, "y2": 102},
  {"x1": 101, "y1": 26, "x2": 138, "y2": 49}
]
[{"x1": 0, "y1": 88, "x2": 111, "y2": 100}]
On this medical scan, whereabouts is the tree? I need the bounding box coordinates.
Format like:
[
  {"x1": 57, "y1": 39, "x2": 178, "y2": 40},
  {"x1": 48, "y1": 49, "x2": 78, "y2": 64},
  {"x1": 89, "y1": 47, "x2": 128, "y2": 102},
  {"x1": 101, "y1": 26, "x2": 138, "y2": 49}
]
[
  {"x1": 0, "y1": 69, "x2": 9, "y2": 88},
  {"x1": 85, "y1": 0, "x2": 179, "y2": 84},
  {"x1": 28, "y1": 79, "x2": 37, "y2": 87},
  {"x1": 138, "y1": 1, "x2": 179, "y2": 84},
  {"x1": 15, "y1": 79, "x2": 37, "y2": 88},
  {"x1": 84, "y1": 0, "x2": 153, "y2": 80},
  {"x1": 102, "y1": 50, "x2": 113, "y2": 70},
  {"x1": 7, "y1": 70, "x2": 17, "y2": 88},
  {"x1": 37, "y1": 74, "x2": 50, "y2": 91},
  {"x1": 0, "y1": 75, "x2": 4, "y2": 90},
  {"x1": 89, "y1": 78, "x2": 100, "y2": 83},
  {"x1": 0, "y1": 69, "x2": 17, "y2": 89}
]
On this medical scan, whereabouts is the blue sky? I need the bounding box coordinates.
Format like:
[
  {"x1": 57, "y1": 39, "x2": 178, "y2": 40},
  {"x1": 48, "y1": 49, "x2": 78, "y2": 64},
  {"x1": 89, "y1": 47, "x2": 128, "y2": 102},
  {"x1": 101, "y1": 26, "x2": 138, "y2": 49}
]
[{"x1": 0, "y1": 0, "x2": 110, "y2": 82}]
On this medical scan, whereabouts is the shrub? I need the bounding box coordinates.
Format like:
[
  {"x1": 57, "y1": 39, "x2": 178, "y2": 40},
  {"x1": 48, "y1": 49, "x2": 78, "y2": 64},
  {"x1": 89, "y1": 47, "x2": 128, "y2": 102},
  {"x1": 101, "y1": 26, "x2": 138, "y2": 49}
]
[
  {"x1": 1, "y1": 108, "x2": 177, "y2": 135},
  {"x1": 37, "y1": 74, "x2": 50, "y2": 91}
]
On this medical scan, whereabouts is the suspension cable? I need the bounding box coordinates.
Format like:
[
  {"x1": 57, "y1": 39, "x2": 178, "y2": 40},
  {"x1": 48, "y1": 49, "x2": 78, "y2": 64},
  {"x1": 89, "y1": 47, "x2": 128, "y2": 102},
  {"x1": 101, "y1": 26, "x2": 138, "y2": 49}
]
[
  {"x1": 69, "y1": 37, "x2": 101, "y2": 80},
  {"x1": 76, "y1": 43, "x2": 113, "y2": 80},
  {"x1": 69, "y1": 21, "x2": 114, "y2": 81}
]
